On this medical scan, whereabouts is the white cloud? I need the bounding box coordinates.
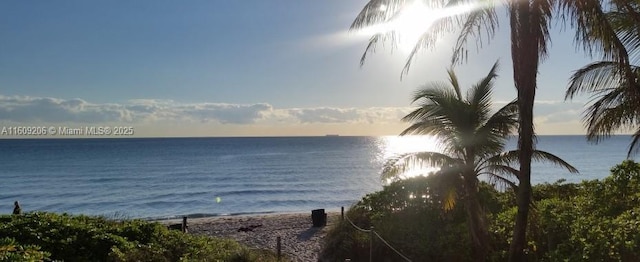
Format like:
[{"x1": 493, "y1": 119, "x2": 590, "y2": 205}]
[
  {"x1": 178, "y1": 103, "x2": 273, "y2": 124},
  {"x1": 0, "y1": 94, "x2": 590, "y2": 136},
  {"x1": 0, "y1": 95, "x2": 131, "y2": 123},
  {"x1": 0, "y1": 94, "x2": 410, "y2": 126},
  {"x1": 533, "y1": 101, "x2": 584, "y2": 124}
]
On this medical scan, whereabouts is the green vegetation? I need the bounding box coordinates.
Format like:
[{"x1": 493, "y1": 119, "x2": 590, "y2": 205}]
[
  {"x1": 381, "y1": 62, "x2": 576, "y2": 259},
  {"x1": 321, "y1": 160, "x2": 640, "y2": 261},
  {"x1": 351, "y1": 0, "x2": 638, "y2": 259},
  {"x1": 0, "y1": 212, "x2": 281, "y2": 261}
]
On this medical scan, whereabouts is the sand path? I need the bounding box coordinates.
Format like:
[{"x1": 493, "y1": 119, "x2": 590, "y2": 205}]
[{"x1": 163, "y1": 212, "x2": 339, "y2": 261}]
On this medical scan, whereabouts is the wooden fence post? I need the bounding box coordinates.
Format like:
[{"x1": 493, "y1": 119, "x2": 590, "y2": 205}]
[
  {"x1": 276, "y1": 236, "x2": 282, "y2": 260},
  {"x1": 370, "y1": 226, "x2": 374, "y2": 262}
]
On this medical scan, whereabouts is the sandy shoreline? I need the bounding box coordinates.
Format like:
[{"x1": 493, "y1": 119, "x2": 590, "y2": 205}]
[{"x1": 160, "y1": 211, "x2": 340, "y2": 261}]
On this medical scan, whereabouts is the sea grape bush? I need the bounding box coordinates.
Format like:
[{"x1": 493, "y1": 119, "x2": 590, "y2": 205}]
[
  {"x1": 321, "y1": 176, "x2": 474, "y2": 261},
  {"x1": 0, "y1": 212, "x2": 129, "y2": 260},
  {"x1": 321, "y1": 160, "x2": 640, "y2": 261},
  {"x1": 485, "y1": 160, "x2": 640, "y2": 261},
  {"x1": 0, "y1": 212, "x2": 281, "y2": 261},
  {"x1": 0, "y1": 237, "x2": 50, "y2": 261}
]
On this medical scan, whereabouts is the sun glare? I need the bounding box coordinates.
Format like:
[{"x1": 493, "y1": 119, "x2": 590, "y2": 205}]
[
  {"x1": 378, "y1": 135, "x2": 443, "y2": 181},
  {"x1": 392, "y1": 1, "x2": 436, "y2": 53},
  {"x1": 357, "y1": 0, "x2": 480, "y2": 54}
]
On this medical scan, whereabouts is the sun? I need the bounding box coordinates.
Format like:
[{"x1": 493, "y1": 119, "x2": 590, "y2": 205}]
[
  {"x1": 357, "y1": 0, "x2": 479, "y2": 54},
  {"x1": 390, "y1": 1, "x2": 437, "y2": 53}
]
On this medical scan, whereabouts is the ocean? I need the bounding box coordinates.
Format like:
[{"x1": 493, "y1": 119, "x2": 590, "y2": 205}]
[{"x1": 0, "y1": 135, "x2": 636, "y2": 219}]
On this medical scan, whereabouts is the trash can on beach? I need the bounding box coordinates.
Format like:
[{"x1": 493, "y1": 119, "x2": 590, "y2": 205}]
[{"x1": 312, "y1": 209, "x2": 327, "y2": 227}]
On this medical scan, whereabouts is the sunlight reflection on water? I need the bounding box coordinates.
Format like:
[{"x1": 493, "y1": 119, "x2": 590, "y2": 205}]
[{"x1": 375, "y1": 135, "x2": 443, "y2": 182}]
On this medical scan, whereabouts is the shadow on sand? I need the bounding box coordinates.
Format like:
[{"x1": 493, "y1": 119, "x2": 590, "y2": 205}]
[{"x1": 297, "y1": 226, "x2": 321, "y2": 241}]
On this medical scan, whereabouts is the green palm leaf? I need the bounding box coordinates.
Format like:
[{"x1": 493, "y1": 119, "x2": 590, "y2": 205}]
[
  {"x1": 352, "y1": 0, "x2": 630, "y2": 259},
  {"x1": 486, "y1": 150, "x2": 579, "y2": 174},
  {"x1": 382, "y1": 151, "x2": 458, "y2": 181}
]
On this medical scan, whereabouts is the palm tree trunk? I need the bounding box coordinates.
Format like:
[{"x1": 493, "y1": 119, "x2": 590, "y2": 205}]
[
  {"x1": 464, "y1": 174, "x2": 490, "y2": 260},
  {"x1": 508, "y1": 1, "x2": 538, "y2": 261},
  {"x1": 509, "y1": 87, "x2": 535, "y2": 261}
]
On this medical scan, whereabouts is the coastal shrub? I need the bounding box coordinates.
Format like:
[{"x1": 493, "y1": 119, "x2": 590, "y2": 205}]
[
  {"x1": 108, "y1": 232, "x2": 264, "y2": 262},
  {"x1": 531, "y1": 179, "x2": 579, "y2": 201},
  {"x1": 320, "y1": 206, "x2": 374, "y2": 261},
  {"x1": 320, "y1": 176, "x2": 473, "y2": 261},
  {"x1": 0, "y1": 237, "x2": 49, "y2": 261},
  {"x1": 323, "y1": 160, "x2": 640, "y2": 261},
  {"x1": 0, "y1": 212, "x2": 280, "y2": 261},
  {"x1": 491, "y1": 160, "x2": 640, "y2": 261},
  {"x1": 541, "y1": 160, "x2": 640, "y2": 261},
  {"x1": 0, "y1": 212, "x2": 130, "y2": 260}
]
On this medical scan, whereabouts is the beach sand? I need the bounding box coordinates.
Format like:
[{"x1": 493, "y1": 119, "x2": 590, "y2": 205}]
[{"x1": 162, "y1": 212, "x2": 340, "y2": 261}]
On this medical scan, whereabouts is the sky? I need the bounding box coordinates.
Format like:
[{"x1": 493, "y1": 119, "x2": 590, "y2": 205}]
[{"x1": 0, "y1": 0, "x2": 604, "y2": 137}]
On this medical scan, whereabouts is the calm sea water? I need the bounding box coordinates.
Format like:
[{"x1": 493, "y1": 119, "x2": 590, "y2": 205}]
[{"x1": 0, "y1": 136, "x2": 636, "y2": 219}]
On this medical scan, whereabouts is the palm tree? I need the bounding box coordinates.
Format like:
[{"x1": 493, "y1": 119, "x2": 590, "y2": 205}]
[
  {"x1": 351, "y1": 0, "x2": 631, "y2": 259},
  {"x1": 565, "y1": 4, "x2": 640, "y2": 157},
  {"x1": 384, "y1": 62, "x2": 578, "y2": 259}
]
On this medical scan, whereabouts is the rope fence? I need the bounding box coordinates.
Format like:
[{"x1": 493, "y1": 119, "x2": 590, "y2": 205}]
[
  {"x1": 344, "y1": 212, "x2": 371, "y2": 233},
  {"x1": 343, "y1": 207, "x2": 412, "y2": 262},
  {"x1": 373, "y1": 231, "x2": 413, "y2": 262},
  {"x1": 178, "y1": 207, "x2": 413, "y2": 261}
]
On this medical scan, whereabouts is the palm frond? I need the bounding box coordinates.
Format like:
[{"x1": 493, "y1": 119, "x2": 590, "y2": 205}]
[
  {"x1": 349, "y1": 0, "x2": 410, "y2": 67},
  {"x1": 469, "y1": 62, "x2": 498, "y2": 105},
  {"x1": 409, "y1": 82, "x2": 458, "y2": 104},
  {"x1": 583, "y1": 89, "x2": 640, "y2": 143},
  {"x1": 566, "y1": 61, "x2": 640, "y2": 154},
  {"x1": 433, "y1": 164, "x2": 468, "y2": 210},
  {"x1": 351, "y1": 0, "x2": 459, "y2": 74},
  {"x1": 426, "y1": 167, "x2": 465, "y2": 210},
  {"x1": 565, "y1": 61, "x2": 627, "y2": 99},
  {"x1": 350, "y1": 0, "x2": 407, "y2": 30},
  {"x1": 443, "y1": 184, "x2": 458, "y2": 211},
  {"x1": 479, "y1": 164, "x2": 519, "y2": 179},
  {"x1": 477, "y1": 100, "x2": 519, "y2": 139},
  {"x1": 402, "y1": 82, "x2": 475, "y2": 147},
  {"x1": 629, "y1": 126, "x2": 640, "y2": 156},
  {"x1": 401, "y1": 105, "x2": 438, "y2": 124},
  {"x1": 381, "y1": 151, "x2": 459, "y2": 181},
  {"x1": 474, "y1": 103, "x2": 518, "y2": 155},
  {"x1": 609, "y1": 0, "x2": 640, "y2": 55},
  {"x1": 398, "y1": 0, "x2": 484, "y2": 76},
  {"x1": 611, "y1": 0, "x2": 640, "y2": 26},
  {"x1": 487, "y1": 150, "x2": 579, "y2": 174},
  {"x1": 479, "y1": 169, "x2": 519, "y2": 191},
  {"x1": 606, "y1": 8, "x2": 640, "y2": 63},
  {"x1": 400, "y1": 119, "x2": 453, "y2": 137},
  {"x1": 451, "y1": 0, "x2": 498, "y2": 65},
  {"x1": 401, "y1": 84, "x2": 466, "y2": 143},
  {"x1": 468, "y1": 61, "x2": 499, "y2": 125},
  {"x1": 561, "y1": 0, "x2": 632, "y2": 79},
  {"x1": 401, "y1": 60, "x2": 523, "y2": 173},
  {"x1": 402, "y1": 16, "x2": 457, "y2": 76},
  {"x1": 360, "y1": 34, "x2": 382, "y2": 67},
  {"x1": 447, "y1": 68, "x2": 463, "y2": 100}
]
